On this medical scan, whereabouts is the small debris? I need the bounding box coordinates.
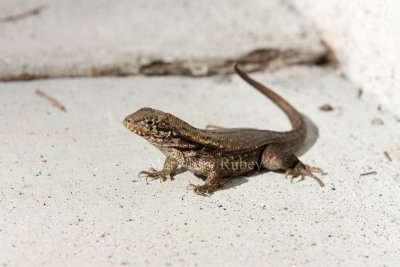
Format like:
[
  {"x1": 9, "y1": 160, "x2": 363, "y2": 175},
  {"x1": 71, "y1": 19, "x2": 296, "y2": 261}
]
[
  {"x1": 371, "y1": 118, "x2": 383, "y2": 125},
  {"x1": 35, "y1": 89, "x2": 66, "y2": 112},
  {"x1": 358, "y1": 88, "x2": 363, "y2": 98},
  {"x1": 383, "y1": 151, "x2": 392, "y2": 162},
  {"x1": 319, "y1": 104, "x2": 334, "y2": 111},
  {"x1": 359, "y1": 171, "x2": 377, "y2": 177},
  {"x1": 0, "y1": 4, "x2": 47, "y2": 23}
]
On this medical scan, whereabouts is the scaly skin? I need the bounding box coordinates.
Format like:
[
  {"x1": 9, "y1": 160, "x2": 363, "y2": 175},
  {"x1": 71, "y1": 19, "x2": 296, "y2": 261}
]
[{"x1": 123, "y1": 64, "x2": 325, "y2": 195}]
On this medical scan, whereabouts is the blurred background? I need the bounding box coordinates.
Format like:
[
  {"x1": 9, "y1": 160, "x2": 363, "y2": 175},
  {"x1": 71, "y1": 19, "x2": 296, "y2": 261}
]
[{"x1": 1, "y1": 0, "x2": 399, "y2": 114}]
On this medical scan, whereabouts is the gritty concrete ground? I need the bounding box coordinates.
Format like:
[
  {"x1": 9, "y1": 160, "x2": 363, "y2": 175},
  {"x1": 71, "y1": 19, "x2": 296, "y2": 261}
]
[
  {"x1": 1, "y1": 0, "x2": 399, "y2": 266},
  {"x1": 1, "y1": 66, "x2": 399, "y2": 267}
]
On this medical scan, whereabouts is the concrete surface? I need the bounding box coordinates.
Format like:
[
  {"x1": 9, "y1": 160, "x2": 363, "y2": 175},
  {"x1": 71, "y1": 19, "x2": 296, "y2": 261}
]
[
  {"x1": 1, "y1": 66, "x2": 399, "y2": 266},
  {"x1": 293, "y1": 0, "x2": 400, "y2": 116},
  {"x1": 0, "y1": 0, "x2": 325, "y2": 80}
]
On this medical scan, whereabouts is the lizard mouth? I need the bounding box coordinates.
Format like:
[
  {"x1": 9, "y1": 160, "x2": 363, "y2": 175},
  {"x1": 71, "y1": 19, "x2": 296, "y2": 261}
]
[{"x1": 123, "y1": 117, "x2": 147, "y2": 136}]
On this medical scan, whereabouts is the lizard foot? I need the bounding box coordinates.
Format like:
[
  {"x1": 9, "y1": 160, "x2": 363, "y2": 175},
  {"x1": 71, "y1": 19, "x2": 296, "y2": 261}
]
[
  {"x1": 285, "y1": 163, "x2": 326, "y2": 187},
  {"x1": 186, "y1": 184, "x2": 214, "y2": 196},
  {"x1": 138, "y1": 167, "x2": 172, "y2": 182}
]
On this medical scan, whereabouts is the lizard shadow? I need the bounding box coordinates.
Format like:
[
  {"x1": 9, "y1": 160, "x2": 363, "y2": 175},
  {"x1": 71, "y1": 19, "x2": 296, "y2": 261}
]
[
  {"x1": 199, "y1": 169, "x2": 306, "y2": 195},
  {"x1": 189, "y1": 173, "x2": 249, "y2": 193},
  {"x1": 191, "y1": 169, "x2": 272, "y2": 194},
  {"x1": 218, "y1": 168, "x2": 297, "y2": 192},
  {"x1": 297, "y1": 114, "x2": 319, "y2": 156},
  {"x1": 219, "y1": 168, "x2": 312, "y2": 192}
]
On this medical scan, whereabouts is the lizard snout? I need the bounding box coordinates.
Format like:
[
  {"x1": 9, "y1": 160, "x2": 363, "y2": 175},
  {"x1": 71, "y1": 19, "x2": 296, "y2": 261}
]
[
  {"x1": 123, "y1": 115, "x2": 133, "y2": 128},
  {"x1": 123, "y1": 114, "x2": 147, "y2": 136}
]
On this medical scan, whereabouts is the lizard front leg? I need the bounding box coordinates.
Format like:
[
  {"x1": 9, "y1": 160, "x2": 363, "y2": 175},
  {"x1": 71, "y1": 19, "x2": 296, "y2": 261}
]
[
  {"x1": 187, "y1": 164, "x2": 227, "y2": 196},
  {"x1": 261, "y1": 145, "x2": 325, "y2": 187},
  {"x1": 138, "y1": 156, "x2": 178, "y2": 182}
]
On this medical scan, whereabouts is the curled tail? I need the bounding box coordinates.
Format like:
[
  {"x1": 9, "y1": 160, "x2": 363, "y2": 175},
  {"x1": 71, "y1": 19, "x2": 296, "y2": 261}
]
[{"x1": 234, "y1": 64, "x2": 304, "y2": 130}]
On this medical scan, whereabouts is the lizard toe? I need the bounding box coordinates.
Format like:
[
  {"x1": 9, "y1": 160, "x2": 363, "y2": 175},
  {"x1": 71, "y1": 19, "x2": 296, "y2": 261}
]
[
  {"x1": 187, "y1": 184, "x2": 211, "y2": 196},
  {"x1": 285, "y1": 163, "x2": 326, "y2": 187},
  {"x1": 138, "y1": 169, "x2": 171, "y2": 182}
]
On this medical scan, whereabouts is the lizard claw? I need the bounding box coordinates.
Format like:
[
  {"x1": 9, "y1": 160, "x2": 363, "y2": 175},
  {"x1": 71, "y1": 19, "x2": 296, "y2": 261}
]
[
  {"x1": 186, "y1": 183, "x2": 212, "y2": 196},
  {"x1": 138, "y1": 167, "x2": 172, "y2": 182},
  {"x1": 285, "y1": 164, "x2": 326, "y2": 187}
]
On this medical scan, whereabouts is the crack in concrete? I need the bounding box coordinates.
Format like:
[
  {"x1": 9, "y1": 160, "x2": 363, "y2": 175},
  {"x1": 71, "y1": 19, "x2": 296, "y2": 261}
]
[
  {"x1": 139, "y1": 47, "x2": 336, "y2": 77},
  {"x1": 1, "y1": 45, "x2": 336, "y2": 82}
]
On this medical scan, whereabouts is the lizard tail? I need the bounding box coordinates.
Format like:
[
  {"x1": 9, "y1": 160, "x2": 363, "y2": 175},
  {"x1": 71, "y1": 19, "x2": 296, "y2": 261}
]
[{"x1": 234, "y1": 63, "x2": 303, "y2": 130}]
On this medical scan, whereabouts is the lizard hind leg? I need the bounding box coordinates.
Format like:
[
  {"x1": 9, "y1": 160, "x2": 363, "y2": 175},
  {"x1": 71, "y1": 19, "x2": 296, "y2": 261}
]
[
  {"x1": 285, "y1": 161, "x2": 326, "y2": 187},
  {"x1": 261, "y1": 145, "x2": 326, "y2": 187}
]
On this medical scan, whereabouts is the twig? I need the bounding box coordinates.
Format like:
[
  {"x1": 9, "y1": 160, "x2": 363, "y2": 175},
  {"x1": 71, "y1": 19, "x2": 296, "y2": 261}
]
[
  {"x1": 384, "y1": 151, "x2": 392, "y2": 162},
  {"x1": 359, "y1": 171, "x2": 377, "y2": 177},
  {"x1": 0, "y1": 4, "x2": 47, "y2": 23},
  {"x1": 35, "y1": 89, "x2": 66, "y2": 112}
]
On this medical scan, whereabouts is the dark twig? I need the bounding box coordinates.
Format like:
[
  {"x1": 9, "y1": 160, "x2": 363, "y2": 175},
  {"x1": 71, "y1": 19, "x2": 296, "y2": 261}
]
[
  {"x1": 384, "y1": 151, "x2": 392, "y2": 162},
  {"x1": 359, "y1": 171, "x2": 377, "y2": 177},
  {"x1": 0, "y1": 4, "x2": 46, "y2": 23},
  {"x1": 35, "y1": 89, "x2": 66, "y2": 112}
]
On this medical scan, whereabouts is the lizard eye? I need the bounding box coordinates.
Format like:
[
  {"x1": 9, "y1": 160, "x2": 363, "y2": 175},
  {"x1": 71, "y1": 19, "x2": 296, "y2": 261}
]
[{"x1": 146, "y1": 120, "x2": 154, "y2": 127}]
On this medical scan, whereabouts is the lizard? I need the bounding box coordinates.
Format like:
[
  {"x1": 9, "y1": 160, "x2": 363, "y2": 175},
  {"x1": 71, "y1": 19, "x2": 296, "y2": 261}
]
[{"x1": 123, "y1": 64, "x2": 325, "y2": 195}]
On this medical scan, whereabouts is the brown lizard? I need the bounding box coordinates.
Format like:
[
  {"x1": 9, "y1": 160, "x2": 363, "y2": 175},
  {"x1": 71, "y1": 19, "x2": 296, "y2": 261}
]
[{"x1": 123, "y1": 64, "x2": 325, "y2": 195}]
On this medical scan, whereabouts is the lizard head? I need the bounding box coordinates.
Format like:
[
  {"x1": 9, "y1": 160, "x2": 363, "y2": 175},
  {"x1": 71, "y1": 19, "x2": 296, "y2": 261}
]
[{"x1": 123, "y1": 107, "x2": 174, "y2": 145}]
